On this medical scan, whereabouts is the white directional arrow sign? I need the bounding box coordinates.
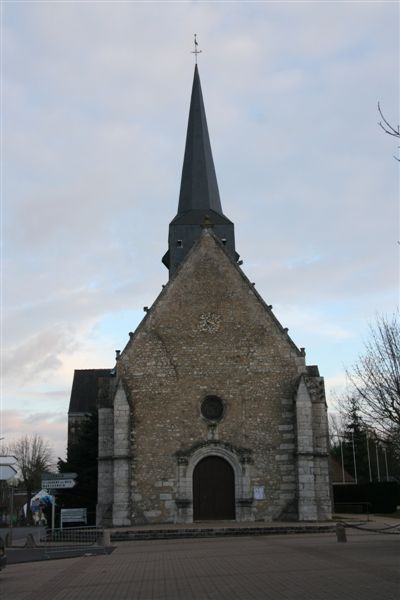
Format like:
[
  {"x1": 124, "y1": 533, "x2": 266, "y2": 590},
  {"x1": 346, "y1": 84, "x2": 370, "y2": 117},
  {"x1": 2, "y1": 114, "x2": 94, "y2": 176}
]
[
  {"x1": 0, "y1": 464, "x2": 17, "y2": 480},
  {"x1": 42, "y1": 478, "x2": 76, "y2": 489},
  {"x1": 41, "y1": 472, "x2": 77, "y2": 480},
  {"x1": 0, "y1": 455, "x2": 17, "y2": 466}
]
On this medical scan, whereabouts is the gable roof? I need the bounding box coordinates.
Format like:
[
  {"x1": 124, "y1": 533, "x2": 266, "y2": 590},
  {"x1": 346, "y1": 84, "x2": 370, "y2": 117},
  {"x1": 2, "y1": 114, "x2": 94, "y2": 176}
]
[
  {"x1": 68, "y1": 369, "x2": 111, "y2": 414},
  {"x1": 121, "y1": 228, "x2": 303, "y2": 360}
]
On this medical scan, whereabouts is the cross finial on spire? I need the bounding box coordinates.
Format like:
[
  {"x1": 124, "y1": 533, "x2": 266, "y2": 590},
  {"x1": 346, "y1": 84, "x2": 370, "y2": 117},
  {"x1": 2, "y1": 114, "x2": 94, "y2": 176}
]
[{"x1": 191, "y1": 34, "x2": 202, "y2": 64}]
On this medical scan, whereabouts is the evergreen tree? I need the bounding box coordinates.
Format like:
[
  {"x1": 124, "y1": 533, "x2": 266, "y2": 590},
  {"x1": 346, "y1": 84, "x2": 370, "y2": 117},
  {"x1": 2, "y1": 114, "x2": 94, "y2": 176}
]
[
  {"x1": 58, "y1": 413, "x2": 98, "y2": 524},
  {"x1": 331, "y1": 397, "x2": 399, "y2": 483},
  {"x1": 331, "y1": 398, "x2": 372, "y2": 483}
]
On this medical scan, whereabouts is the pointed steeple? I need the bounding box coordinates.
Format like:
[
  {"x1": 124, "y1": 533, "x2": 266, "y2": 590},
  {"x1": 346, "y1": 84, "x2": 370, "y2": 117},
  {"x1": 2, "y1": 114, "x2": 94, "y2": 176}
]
[
  {"x1": 178, "y1": 65, "x2": 222, "y2": 215},
  {"x1": 163, "y1": 65, "x2": 238, "y2": 276}
]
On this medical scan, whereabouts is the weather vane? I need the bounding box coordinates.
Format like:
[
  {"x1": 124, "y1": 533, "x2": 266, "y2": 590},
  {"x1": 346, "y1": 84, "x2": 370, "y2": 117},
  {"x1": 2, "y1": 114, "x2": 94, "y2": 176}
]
[{"x1": 191, "y1": 34, "x2": 202, "y2": 64}]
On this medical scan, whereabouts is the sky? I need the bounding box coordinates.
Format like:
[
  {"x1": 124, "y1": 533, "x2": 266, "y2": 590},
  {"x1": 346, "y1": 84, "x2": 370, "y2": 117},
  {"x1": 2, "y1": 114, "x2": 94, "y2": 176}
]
[{"x1": 1, "y1": 1, "x2": 399, "y2": 464}]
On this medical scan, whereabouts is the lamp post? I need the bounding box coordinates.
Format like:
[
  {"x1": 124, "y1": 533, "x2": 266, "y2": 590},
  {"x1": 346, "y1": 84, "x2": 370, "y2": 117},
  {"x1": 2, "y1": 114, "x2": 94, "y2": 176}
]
[
  {"x1": 339, "y1": 436, "x2": 345, "y2": 483},
  {"x1": 8, "y1": 483, "x2": 15, "y2": 547},
  {"x1": 383, "y1": 446, "x2": 389, "y2": 481},
  {"x1": 375, "y1": 441, "x2": 381, "y2": 482},
  {"x1": 351, "y1": 431, "x2": 358, "y2": 484}
]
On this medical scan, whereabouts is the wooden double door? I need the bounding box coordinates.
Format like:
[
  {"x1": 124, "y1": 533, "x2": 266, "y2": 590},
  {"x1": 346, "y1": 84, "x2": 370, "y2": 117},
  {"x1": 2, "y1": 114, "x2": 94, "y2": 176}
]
[{"x1": 193, "y1": 456, "x2": 235, "y2": 521}]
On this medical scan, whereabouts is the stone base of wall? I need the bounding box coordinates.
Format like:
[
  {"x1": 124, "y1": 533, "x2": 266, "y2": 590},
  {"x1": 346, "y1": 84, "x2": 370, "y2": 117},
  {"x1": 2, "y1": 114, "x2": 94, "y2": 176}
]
[
  {"x1": 96, "y1": 503, "x2": 113, "y2": 527},
  {"x1": 113, "y1": 503, "x2": 131, "y2": 527}
]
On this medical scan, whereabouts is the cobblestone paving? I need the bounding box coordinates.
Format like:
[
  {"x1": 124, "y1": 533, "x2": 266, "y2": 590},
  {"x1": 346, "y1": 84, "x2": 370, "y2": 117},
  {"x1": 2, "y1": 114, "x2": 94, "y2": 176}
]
[{"x1": 1, "y1": 532, "x2": 399, "y2": 600}]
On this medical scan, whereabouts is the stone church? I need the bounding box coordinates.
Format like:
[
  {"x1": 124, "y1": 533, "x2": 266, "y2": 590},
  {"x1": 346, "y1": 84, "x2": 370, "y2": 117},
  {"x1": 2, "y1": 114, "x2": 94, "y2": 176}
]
[{"x1": 68, "y1": 65, "x2": 332, "y2": 526}]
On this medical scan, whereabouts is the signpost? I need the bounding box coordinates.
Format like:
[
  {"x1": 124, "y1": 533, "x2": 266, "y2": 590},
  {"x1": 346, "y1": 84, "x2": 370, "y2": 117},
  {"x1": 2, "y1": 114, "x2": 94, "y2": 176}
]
[
  {"x1": 41, "y1": 472, "x2": 77, "y2": 481},
  {"x1": 0, "y1": 455, "x2": 17, "y2": 466},
  {"x1": 0, "y1": 464, "x2": 17, "y2": 481},
  {"x1": 42, "y1": 478, "x2": 76, "y2": 489},
  {"x1": 41, "y1": 473, "x2": 78, "y2": 531},
  {"x1": 0, "y1": 456, "x2": 18, "y2": 545},
  {"x1": 0, "y1": 456, "x2": 17, "y2": 482}
]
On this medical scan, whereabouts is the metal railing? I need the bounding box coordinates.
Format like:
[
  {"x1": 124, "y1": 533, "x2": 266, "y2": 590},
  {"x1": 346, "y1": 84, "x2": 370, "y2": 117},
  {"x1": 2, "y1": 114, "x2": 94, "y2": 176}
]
[{"x1": 42, "y1": 526, "x2": 108, "y2": 558}]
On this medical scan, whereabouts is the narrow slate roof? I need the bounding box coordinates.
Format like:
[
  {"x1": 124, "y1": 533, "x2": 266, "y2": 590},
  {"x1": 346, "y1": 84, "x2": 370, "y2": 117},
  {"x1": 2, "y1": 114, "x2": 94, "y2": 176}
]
[
  {"x1": 177, "y1": 65, "x2": 223, "y2": 215},
  {"x1": 163, "y1": 65, "x2": 237, "y2": 274},
  {"x1": 68, "y1": 369, "x2": 111, "y2": 414}
]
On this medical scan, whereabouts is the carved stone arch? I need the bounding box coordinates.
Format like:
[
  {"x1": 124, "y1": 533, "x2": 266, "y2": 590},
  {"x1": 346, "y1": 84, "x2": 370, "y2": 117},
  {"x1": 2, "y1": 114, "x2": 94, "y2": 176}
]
[
  {"x1": 175, "y1": 442, "x2": 254, "y2": 523},
  {"x1": 188, "y1": 445, "x2": 242, "y2": 501}
]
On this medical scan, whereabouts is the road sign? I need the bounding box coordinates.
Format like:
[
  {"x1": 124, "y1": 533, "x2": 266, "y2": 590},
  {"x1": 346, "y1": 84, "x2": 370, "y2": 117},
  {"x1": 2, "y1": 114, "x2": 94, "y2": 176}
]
[
  {"x1": 42, "y1": 479, "x2": 76, "y2": 489},
  {"x1": 0, "y1": 455, "x2": 17, "y2": 466},
  {"x1": 60, "y1": 508, "x2": 87, "y2": 527},
  {"x1": 42, "y1": 472, "x2": 77, "y2": 480},
  {"x1": 0, "y1": 464, "x2": 17, "y2": 480}
]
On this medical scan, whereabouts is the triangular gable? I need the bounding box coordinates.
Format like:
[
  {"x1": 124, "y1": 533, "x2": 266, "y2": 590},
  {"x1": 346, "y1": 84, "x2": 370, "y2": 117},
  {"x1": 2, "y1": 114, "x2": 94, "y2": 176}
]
[{"x1": 119, "y1": 228, "x2": 302, "y2": 361}]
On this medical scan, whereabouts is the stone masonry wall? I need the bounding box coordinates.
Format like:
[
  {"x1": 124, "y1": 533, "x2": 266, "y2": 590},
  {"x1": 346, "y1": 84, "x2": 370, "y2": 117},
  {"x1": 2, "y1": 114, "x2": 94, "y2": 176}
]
[
  {"x1": 113, "y1": 231, "x2": 320, "y2": 524},
  {"x1": 112, "y1": 385, "x2": 131, "y2": 526},
  {"x1": 309, "y1": 378, "x2": 332, "y2": 520},
  {"x1": 97, "y1": 407, "x2": 114, "y2": 526}
]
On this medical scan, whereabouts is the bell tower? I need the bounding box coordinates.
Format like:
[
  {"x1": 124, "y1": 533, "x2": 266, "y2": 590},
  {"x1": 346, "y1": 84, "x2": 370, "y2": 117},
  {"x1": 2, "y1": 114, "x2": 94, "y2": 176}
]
[{"x1": 162, "y1": 65, "x2": 239, "y2": 276}]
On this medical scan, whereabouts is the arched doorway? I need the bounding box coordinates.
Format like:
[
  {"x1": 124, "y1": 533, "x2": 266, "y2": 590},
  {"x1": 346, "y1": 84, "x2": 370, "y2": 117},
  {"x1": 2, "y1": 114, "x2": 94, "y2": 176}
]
[{"x1": 193, "y1": 456, "x2": 235, "y2": 520}]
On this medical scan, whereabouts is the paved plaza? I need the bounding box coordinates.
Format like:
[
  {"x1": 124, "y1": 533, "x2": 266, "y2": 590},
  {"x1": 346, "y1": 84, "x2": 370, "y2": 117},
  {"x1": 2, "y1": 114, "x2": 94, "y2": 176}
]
[{"x1": 1, "y1": 530, "x2": 399, "y2": 600}]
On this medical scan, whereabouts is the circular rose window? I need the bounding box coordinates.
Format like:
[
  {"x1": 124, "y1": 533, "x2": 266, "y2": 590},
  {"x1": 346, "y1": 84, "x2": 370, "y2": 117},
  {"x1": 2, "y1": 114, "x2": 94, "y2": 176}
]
[{"x1": 201, "y1": 395, "x2": 224, "y2": 422}]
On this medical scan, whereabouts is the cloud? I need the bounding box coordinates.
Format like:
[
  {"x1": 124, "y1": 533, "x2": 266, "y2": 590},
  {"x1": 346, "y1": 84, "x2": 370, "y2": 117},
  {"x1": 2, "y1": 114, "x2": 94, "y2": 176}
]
[
  {"x1": 2, "y1": 2, "x2": 398, "y2": 445},
  {"x1": 1, "y1": 410, "x2": 67, "y2": 464},
  {"x1": 325, "y1": 373, "x2": 350, "y2": 402},
  {"x1": 275, "y1": 305, "x2": 353, "y2": 342},
  {"x1": 3, "y1": 327, "x2": 77, "y2": 383}
]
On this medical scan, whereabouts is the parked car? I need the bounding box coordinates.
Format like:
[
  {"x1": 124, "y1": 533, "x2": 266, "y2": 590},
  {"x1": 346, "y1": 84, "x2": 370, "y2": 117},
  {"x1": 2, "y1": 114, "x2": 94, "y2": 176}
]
[{"x1": 0, "y1": 537, "x2": 7, "y2": 570}]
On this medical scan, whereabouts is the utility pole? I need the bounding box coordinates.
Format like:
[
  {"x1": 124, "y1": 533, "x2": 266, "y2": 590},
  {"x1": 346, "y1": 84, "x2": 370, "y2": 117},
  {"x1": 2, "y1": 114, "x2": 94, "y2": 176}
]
[
  {"x1": 383, "y1": 446, "x2": 389, "y2": 481},
  {"x1": 8, "y1": 485, "x2": 14, "y2": 546},
  {"x1": 375, "y1": 442, "x2": 381, "y2": 482},
  {"x1": 366, "y1": 431, "x2": 372, "y2": 483},
  {"x1": 351, "y1": 432, "x2": 358, "y2": 484},
  {"x1": 340, "y1": 436, "x2": 345, "y2": 483}
]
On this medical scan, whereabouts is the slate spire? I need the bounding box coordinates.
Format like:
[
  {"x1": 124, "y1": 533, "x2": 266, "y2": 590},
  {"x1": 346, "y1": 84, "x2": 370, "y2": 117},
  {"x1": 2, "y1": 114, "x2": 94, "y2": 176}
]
[
  {"x1": 178, "y1": 65, "x2": 222, "y2": 215},
  {"x1": 163, "y1": 65, "x2": 238, "y2": 276}
]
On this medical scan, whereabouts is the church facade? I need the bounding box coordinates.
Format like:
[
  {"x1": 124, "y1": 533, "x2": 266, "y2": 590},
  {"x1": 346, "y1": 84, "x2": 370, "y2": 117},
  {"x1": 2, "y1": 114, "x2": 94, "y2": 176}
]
[{"x1": 70, "y1": 65, "x2": 332, "y2": 526}]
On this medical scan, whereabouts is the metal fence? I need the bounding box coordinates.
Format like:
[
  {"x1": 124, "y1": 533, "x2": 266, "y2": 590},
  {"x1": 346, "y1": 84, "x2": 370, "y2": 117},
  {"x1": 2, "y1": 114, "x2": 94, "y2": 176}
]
[
  {"x1": 334, "y1": 502, "x2": 371, "y2": 520},
  {"x1": 42, "y1": 526, "x2": 108, "y2": 558}
]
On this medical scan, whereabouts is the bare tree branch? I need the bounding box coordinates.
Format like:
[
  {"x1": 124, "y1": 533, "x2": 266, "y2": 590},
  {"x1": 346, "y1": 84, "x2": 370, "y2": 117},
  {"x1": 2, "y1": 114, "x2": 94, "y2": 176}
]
[
  {"x1": 346, "y1": 312, "x2": 400, "y2": 437},
  {"x1": 378, "y1": 102, "x2": 400, "y2": 138},
  {"x1": 9, "y1": 434, "x2": 53, "y2": 524},
  {"x1": 378, "y1": 102, "x2": 400, "y2": 162}
]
